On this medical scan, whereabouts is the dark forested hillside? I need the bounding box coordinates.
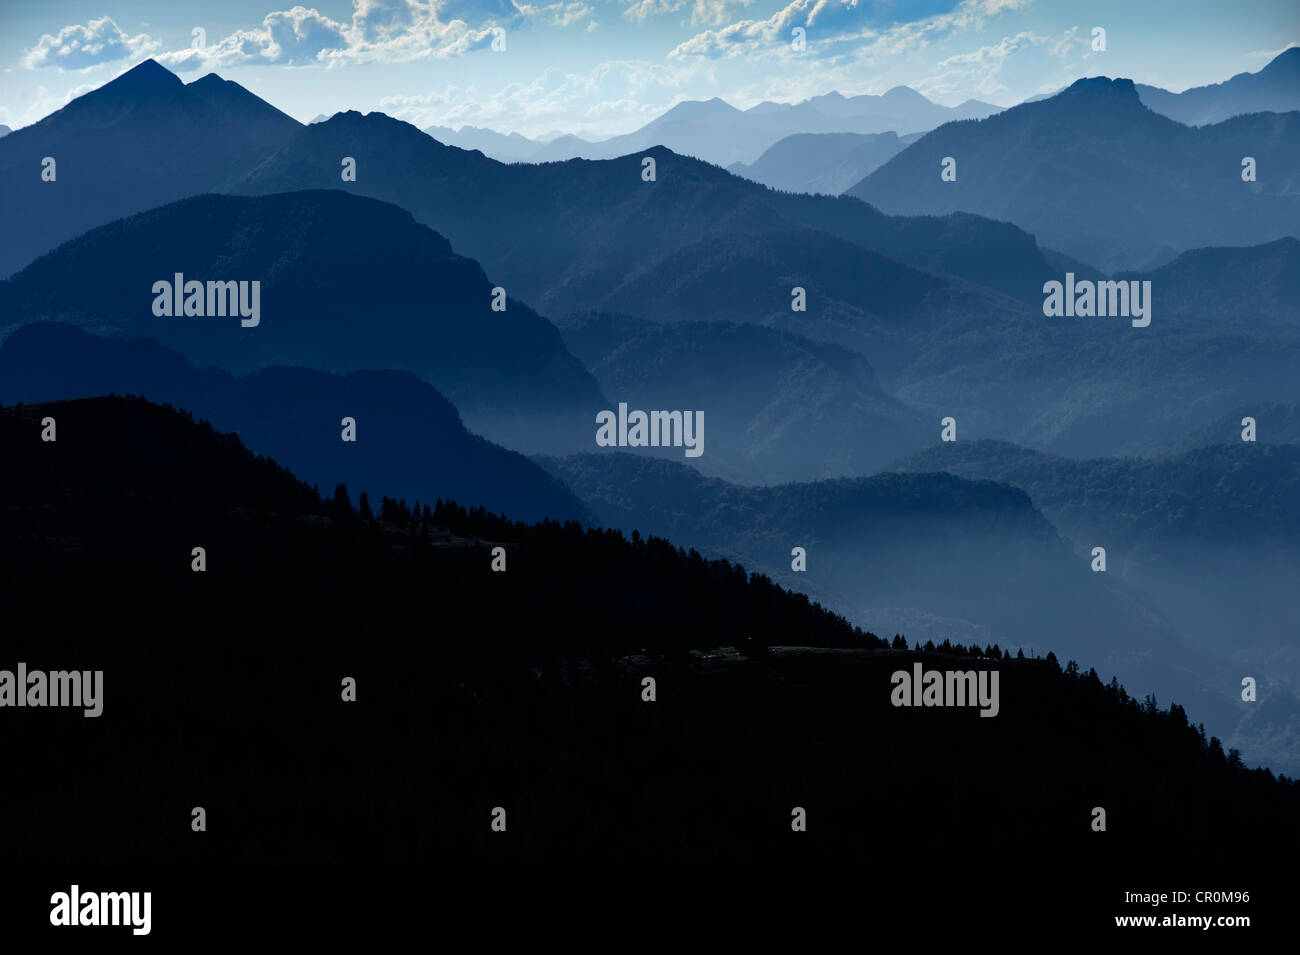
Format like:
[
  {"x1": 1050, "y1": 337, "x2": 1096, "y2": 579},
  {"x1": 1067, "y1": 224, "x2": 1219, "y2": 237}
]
[{"x1": 1, "y1": 396, "x2": 1295, "y2": 863}]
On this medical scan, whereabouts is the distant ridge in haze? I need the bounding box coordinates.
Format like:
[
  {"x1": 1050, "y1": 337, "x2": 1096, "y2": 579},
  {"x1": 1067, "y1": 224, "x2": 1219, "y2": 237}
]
[
  {"x1": 848, "y1": 75, "x2": 1300, "y2": 271},
  {"x1": 728, "y1": 130, "x2": 924, "y2": 195},
  {"x1": 1137, "y1": 47, "x2": 1300, "y2": 126},
  {"x1": 526, "y1": 88, "x2": 1001, "y2": 166}
]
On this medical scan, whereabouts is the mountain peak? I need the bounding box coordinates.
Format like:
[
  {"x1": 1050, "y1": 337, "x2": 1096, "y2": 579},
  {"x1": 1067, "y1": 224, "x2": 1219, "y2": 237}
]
[
  {"x1": 660, "y1": 97, "x2": 741, "y2": 120},
  {"x1": 106, "y1": 58, "x2": 181, "y2": 92},
  {"x1": 882, "y1": 85, "x2": 931, "y2": 104},
  {"x1": 1058, "y1": 76, "x2": 1140, "y2": 101},
  {"x1": 187, "y1": 73, "x2": 226, "y2": 89}
]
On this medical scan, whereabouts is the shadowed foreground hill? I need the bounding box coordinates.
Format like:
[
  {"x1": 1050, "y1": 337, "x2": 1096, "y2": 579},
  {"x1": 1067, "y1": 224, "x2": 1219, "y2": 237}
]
[{"x1": 1, "y1": 396, "x2": 1295, "y2": 863}]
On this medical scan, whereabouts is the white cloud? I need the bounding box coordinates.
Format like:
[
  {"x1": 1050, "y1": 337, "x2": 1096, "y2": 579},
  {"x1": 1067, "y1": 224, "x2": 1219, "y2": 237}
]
[
  {"x1": 669, "y1": 0, "x2": 1034, "y2": 62},
  {"x1": 916, "y1": 30, "x2": 1046, "y2": 100},
  {"x1": 690, "y1": 0, "x2": 756, "y2": 27},
  {"x1": 23, "y1": 16, "x2": 159, "y2": 71},
  {"x1": 153, "y1": 0, "x2": 587, "y2": 72},
  {"x1": 0, "y1": 80, "x2": 100, "y2": 129},
  {"x1": 518, "y1": 2, "x2": 596, "y2": 27},
  {"x1": 623, "y1": 0, "x2": 685, "y2": 24}
]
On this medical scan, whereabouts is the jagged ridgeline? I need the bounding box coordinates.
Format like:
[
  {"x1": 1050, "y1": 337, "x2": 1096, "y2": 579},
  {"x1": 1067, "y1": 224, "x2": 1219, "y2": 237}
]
[{"x1": 1, "y1": 397, "x2": 1295, "y2": 862}]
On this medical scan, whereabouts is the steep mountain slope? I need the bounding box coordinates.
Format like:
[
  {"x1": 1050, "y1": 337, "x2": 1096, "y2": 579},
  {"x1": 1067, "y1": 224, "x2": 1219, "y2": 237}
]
[
  {"x1": 543, "y1": 449, "x2": 1300, "y2": 774},
  {"x1": 889, "y1": 438, "x2": 1300, "y2": 773},
  {"x1": 0, "y1": 322, "x2": 590, "y2": 523},
  {"x1": 848, "y1": 77, "x2": 1300, "y2": 272},
  {"x1": 0, "y1": 190, "x2": 603, "y2": 451}
]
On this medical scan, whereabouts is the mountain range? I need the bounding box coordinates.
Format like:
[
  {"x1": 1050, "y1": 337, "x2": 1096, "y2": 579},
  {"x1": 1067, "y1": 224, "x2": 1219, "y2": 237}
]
[
  {"x1": 4, "y1": 52, "x2": 1300, "y2": 784},
  {"x1": 848, "y1": 75, "x2": 1300, "y2": 272},
  {"x1": 430, "y1": 87, "x2": 1002, "y2": 167},
  {"x1": 5, "y1": 70, "x2": 1299, "y2": 467}
]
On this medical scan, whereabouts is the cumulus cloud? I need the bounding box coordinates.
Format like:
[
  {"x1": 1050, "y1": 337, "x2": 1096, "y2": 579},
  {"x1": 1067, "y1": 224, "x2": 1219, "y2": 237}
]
[
  {"x1": 516, "y1": 1, "x2": 597, "y2": 27},
  {"x1": 623, "y1": 0, "x2": 685, "y2": 23},
  {"x1": 917, "y1": 29, "x2": 1046, "y2": 99},
  {"x1": 690, "y1": 0, "x2": 757, "y2": 28},
  {"x1": 152, "y1": 0, "x2": 583, "y2": 71},
  {"x1": 669, "y1": 0, "x2": 1033, "y2": 62},
  {"x1": 23, "y1": 16, "x2": 159, "y2": 70}
]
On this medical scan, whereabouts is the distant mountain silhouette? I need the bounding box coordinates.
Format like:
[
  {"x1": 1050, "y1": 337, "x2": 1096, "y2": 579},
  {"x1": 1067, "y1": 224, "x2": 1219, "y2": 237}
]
[
  {"x1": 0, "y1": 59, "x2": 302, "y2": 278},
  {"x1": 848, "y1": 76, "x2": 1300, "y2": 272},
  {"x1": 0, "y1": 322, "x2": 590, "y2": 523},
  {"x1": 1137, "y1": 48, "x2": 1300, "y2": 126},
  {"x1": 0, "y1": 125, "x2": 10, "y2": 138},
  {"x1": 236, "y1": 110, "x2": 1063, "y2": 313},
  {"x1": 425, "y1": 123, "x2": 542, "y2": 162},
  {"x1": 5, "y1": 395, "x2": 1295, "y2": 862},
  {"x1": 528, "y1": 89, "x2": 1001, "y2": 166},
  {"x1": 728, "y1": 131, "x2": 922, "y2": 195},
  {"x1": 559, "y1": 312, "x2": 931, "y2": 483},
  {"x1": 0, "y1": 190, "x2": 603, "y2": 452}
]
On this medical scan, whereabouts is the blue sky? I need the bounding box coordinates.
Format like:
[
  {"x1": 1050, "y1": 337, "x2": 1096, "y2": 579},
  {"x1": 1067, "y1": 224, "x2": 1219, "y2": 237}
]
[{"x1": 1, "y1": 0, "x2": 1296, "y2": 137}]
